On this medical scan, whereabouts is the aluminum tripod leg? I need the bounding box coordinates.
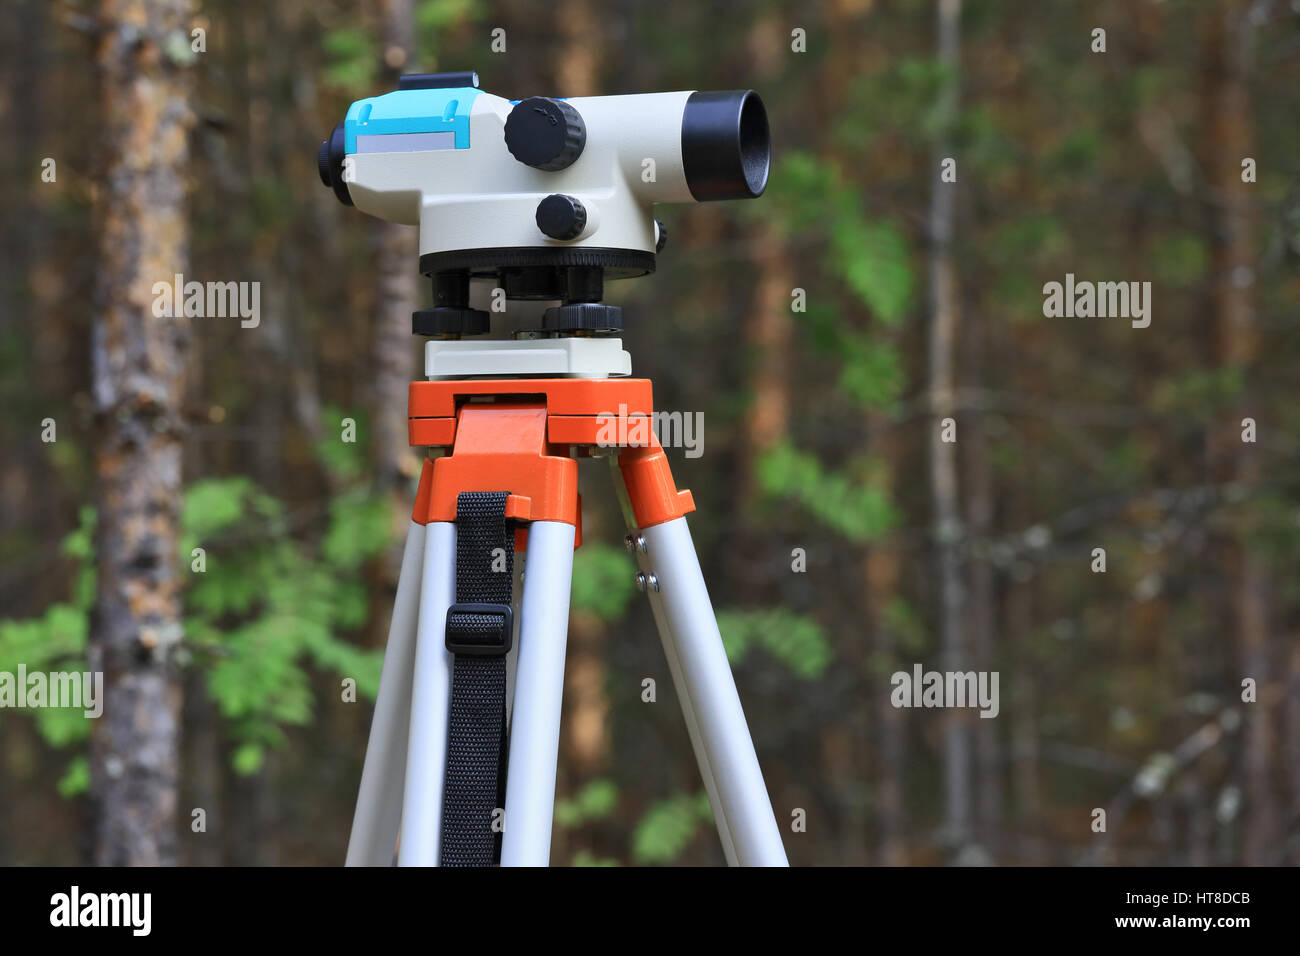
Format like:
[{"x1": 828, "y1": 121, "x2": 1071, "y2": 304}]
[
  {"x1": 636, "y1": 514, "x2": 788, "y2": 866},
  {"x1": 611, "y1": 459, "x2": 737, "y2": 864},
  {"x1": 500, "y1": 520, "x2": 576, "y2": 866},
  {"x1": 397, "y1": 520, "x2": 457, "y2": 866},
  {"x1": 634, "y1": 554, "x2": 741, "y2": 865},
  {"x1": 345, "y1": 520, "x2": 425, "y2": 866}
]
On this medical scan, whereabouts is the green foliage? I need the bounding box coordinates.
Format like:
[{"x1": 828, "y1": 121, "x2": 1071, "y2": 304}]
[
  {"x1": 0, "y1": 508, "x2": 97, "y2": 783},
  {"x1": 832, "y1": 218, "x2": 913, "y2": 325},
  {"x1": 0, "y1": 601, "x2": 88, "y2": 674},
  {"x1": 758, "y1": 441, "x2": 898, "y2": 543},
  {"x1": 794, "y1": 302, "x2": 904, "y2": 411},
  {"x1": 766, "y1": 151, "x2": 911, "y2": 413},
  {"x1": 554, "y1": 779, "x2": 619, "y2": 827},
  {"x1": 717, "y1": 607, "x2": 831, "y2": 678},
  {"x1": 1049, "y1": 127, "x2": 1101, "y2": 174},
  {"x1": 417, "y1": 0, "x2": 479, "y2": 33},
  {"x1": 769, "y1": 152, "x2": 914, "y2": 324},
  {"x1": 323, "y1": 29, "x2": 376, "y2": 93},
  {"x1": 324, "y1": 488, "x2": 393, "y2": 571},
  {"x1": 838, "y1": 57, "x2": 956, "y2": 151},
  {"x1": 1150, "y1": 367, "x2": 1245, "y2": 416},
  {"x1": 185, "y1": 476, "x2": 388, "y2": 771},
  {"x1": 837, "y1": 336, "x2": 905, "y2": 409},
  {"x1": 57, "y1": 756, "x2": 89, "y2": 799},
  {"x1": 315, "y1": 405, "x2": 368, "y2": 483},
  {"x1": 569, "y1": 543, "x2": 637, "y2": 620},
  {"x1": 631, "y1": 791, "x2": 713, "y2": 864},
  {"x1": 1150, "y1": 233, "x2": 1209, "y2": 286},
  {"x1": 571, "y1": 850, "x2": 620, "y2": 867},
  {"x1": 882, "y1": 597, "x2": 927, "y2": 657},
  {"x1": 988, "y1": 214, "x2": 1066, "y2": 265},
  {"x1": 0, "y1": 445, "x2": 392, "y2": 793}
]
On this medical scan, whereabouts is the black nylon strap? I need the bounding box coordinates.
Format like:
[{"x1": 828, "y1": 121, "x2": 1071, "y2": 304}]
[{"x1": 440, "y1": 491, "x2": 512, "y2": 867}]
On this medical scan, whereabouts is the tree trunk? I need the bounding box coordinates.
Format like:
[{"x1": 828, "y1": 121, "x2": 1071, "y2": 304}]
[
  {"x1": 963, "y1": 304, "x2": 1000, "y2": 860},
  {"x1": 867, "y1": 531, "x2": 906, "y2": 865},
  {"x1": 554, "y1": 0, "x2": 612, "y2": 793},
  {"x1": 1006, "y1": 556, "x2": 1042, "y2": 861},
  {"x1": 1286, "y1": 641, "x2": 1300, "y2": 863},
  {"x1": 927, "y1": 0, "x2": 970, "y2": 860},
  {"x1": 89, "y1": 0, "x2": 195, "y2": 866},
  {"x1": 1199, "y1": 0, "x2": 1275, "y2": 866},
  {"x1": 371, "y1": 0, "x2": 421, "y2": 507}
]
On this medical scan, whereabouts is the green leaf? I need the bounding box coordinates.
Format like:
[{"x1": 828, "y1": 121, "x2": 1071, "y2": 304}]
[
  {"x1": 554, "y1": 779, "x2": 619, "y2": 827},
  {"x1": 832, "y1": 218, "x2": 913, "y2": 323},
  {"x1": 569, "y1": 544, "x2": 636, "y2": 620},
  {"x1": 838, "y1": 337, "x2": 904, "y2": 410},
  {"x1": 323, "y1": 29, "x2": 377, "y2": 93},
  {"x1": 417, "y1": 0, "x2": 479, "y2": 31},
  {"x1": 758, "y1": 442, "x2": 899, "y2": 543},
  {"x1": 717, "y1": 608, "x2": 832, "y2": 678},
  {"x1": 631, "y1": 792, "x2": 712, "y2": 864},
  {"x1": 315, "y1": 405, "x2": 368, "y2": 482},
  {"x1": 57, "y1": 757, "x2": 90, "y2": 798},
  {"x1": 571, "y1": 850, "x2": 620, "y2": 867},
  {"x1": 323, "y1": 489, "x2": 393, "y2": 569},
  {"x1": 232, "y1": 742, "x2": 265, "y2": 776}
]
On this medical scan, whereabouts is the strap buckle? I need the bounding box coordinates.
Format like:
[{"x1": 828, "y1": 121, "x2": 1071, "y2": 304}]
[{"x1": 444, "y1": 602, "x2": 514, "y2": 656}]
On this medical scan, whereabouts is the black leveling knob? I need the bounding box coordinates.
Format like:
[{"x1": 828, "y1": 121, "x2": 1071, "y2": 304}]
[
  {"x1": 412, "y1": 271, "x2": 490, "y2": 336},
  {"x1": 504, "y1": 97, "x2": 586, "y2": 171},
  {"x1": 543, "y1": 302, "x2": 623, "y2": 333},
  {"x1": 535, "y1": 194, "x2": 586, "y2": 240}
]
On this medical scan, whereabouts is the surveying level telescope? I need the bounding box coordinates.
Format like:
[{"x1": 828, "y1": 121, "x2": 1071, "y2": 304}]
[
  {"x1": 322, "y1": 72, "x2": 787, "y2": 867},
  {"x1": 319, "y1": 70, "x2": 770, "y2": 335}
]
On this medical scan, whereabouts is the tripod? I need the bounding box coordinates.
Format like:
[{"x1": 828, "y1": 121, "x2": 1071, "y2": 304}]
[{"x1": 344, "y1": 338, "x2": 789, "y2": 867}]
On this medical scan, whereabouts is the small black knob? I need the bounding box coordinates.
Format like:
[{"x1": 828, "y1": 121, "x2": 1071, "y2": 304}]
[
  {"x1": 505, "y1": 97, "x2": 586, "y2": 171},
  {"x1": 654, "y1": 219, "x2": 668, "y2": 253},
  {"x1": 398, "y1": 71, "x2": 479, "y2": 90},
  {"x1": 536, "y1": 194, "x2": 586, "y2": 241}
]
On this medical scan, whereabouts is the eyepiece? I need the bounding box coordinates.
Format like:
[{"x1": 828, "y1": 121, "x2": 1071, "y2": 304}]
[
  {"x1": 318, "y1": 122, "x2": 353, "y2": 206},
  {"x1": 680, "y1": 90, "x2": 770, "y2": 201}
]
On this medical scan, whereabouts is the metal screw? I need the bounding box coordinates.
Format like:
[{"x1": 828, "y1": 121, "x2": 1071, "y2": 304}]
[
  {"x1": 624, "y1": 534, "x2": 648, "y2": 555},
  {"x1": 635, "y1": 572, "x2": 659, "y2": 593}
]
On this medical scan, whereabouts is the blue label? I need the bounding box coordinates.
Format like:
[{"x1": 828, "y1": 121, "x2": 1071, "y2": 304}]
[{"x1": 344, "y1": 87, "x2": 482, "y2": 153}]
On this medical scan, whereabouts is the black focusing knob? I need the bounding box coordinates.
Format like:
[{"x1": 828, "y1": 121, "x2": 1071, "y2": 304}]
[
  {"x1": 505, "y1": 97, "x2": 586, "y2": 171},
  {"x1": 536, "y1": 194, "x2": 586, "y2": 241}
]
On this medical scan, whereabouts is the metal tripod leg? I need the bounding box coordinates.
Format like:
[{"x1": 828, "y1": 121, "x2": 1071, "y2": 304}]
[
  {"x1": 641, "y1": 517, "x2": 788, "y2": 866},
  {"x1": 633, "y1": 546, "x2": 740, "y2": 866},
  {"x1": 610, "y1": 460, "x2": 735, "y2": 864},
  {"x1": 397, "y1": 520, "x2": 457, "y2": 866},
  {"x1": 500, "y1": 520, "x2": 576, "y2": 866},
  {"x1": 346, "y1": 520, "x2": 426, "y2": 866},
  {"x1": 611, "y1": 456, "x2": 787, "y2": 866}
]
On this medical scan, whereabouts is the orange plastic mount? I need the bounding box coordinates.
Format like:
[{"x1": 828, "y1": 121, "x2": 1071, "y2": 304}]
[
  {"x1": 619, "y1": 440, "x2": 696, "y2": 529},
  {"x1": 408, "y1": 378, "x2": 694, "y2": 544}
]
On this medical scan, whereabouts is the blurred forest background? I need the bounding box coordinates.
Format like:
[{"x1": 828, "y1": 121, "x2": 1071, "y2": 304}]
[{"x1": 2, "y1": 0, "x2": 1299, "y2": 866}]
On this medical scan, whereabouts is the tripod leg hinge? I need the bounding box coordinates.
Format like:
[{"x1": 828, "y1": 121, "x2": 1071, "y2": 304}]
[{"x1": 618, "y1": 441, "x2": 695, "y2": 528}]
